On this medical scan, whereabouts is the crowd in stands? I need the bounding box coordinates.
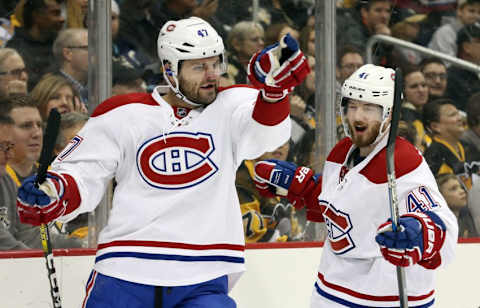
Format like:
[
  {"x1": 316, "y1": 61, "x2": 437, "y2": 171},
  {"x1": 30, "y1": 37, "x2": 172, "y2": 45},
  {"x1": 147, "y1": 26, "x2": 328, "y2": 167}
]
[{"x1": 0, "y1": 0, "x2": 479, "y2": 250}]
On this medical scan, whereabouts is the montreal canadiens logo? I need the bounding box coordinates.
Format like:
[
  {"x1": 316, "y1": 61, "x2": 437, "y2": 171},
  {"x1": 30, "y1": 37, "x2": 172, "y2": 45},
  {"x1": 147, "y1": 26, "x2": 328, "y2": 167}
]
[{"x1": 136, "y1": 132, "x2": 218, "y2": 189}]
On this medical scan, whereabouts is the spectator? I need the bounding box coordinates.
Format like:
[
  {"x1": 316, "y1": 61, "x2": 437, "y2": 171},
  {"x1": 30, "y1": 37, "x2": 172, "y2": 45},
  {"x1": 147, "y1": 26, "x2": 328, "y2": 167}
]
[
  {"x1": 289, "y1": 55, "x2": 317, "y2": 164},
  {"x1": 336, "y1": 45, "x2": 365, "y2": 140},
  {"x1": 336, "y1": 45, "x2": 365, "y2": 88},
  {"x1": 462, "y1": 91, "x2": 480, "y2": 152},
  {"x1": 336, "y1": 0, "x2": 393, "y2": 65},
  {"x1": 0, "y1": 114, "x2": 29, "y2": 250},
  {"x1": 262, "y1": 0, "x2": 310, "y2": 30},
  {"x1": 4, "y1": 95, "x2": 43, "y2": 184},
  {"x1": 120, "y1": 0, "x2": 223, "y2": 63},
  {"x1": 390, "y1": 12, "x2": 426, "y2": 67},
  {"x1": 112, "y1": 62, "x2": 147, "y2": 96},
  {"x1": 55, "y1": 111, "x2": 88, "y2": 155},
  {"x1": 436, "y1": 173, "x2": 478, "y2": 237},
  {"x1": 214, "y1": 0, "x2": 250, "y2": 33},
  {"x1": 116, "y1": 0, "x2": 157, "y2": 63},
  {"x1": 264, "y1": 22, "x2": 300, "y2": 47},
  {"x1": 420, "y1": 57, "x2": 448, "y2": 101},
  {"x1": 428, "y1": 0, "x2": 480, "y2": 59},
  {"x1": 112, "y1": 0, "x2": 151, "y2": 72},
  {"x1": 7, "y1": 0, "x2": 65, "y2": 90},
  {"x1": 226, "y1": 21, "x2": 265, "y2": 85},
  {"x1": 0, "y1": 1, "x2": 16, "y2": 21},
  {"x1": 446, "y1": 21, "x2": 480, "y2": 111},
  {"x1": 64, "y1": 0, "x2": 88, "y2": 28},
  {"x1": 0, "y1": 15, "x2": 14, "y2": 47},
  {"x1": 52, "y1": 28, "x2": 88, "y2": 106},
  {"x1": 401, "y1": 66, "x2": 430, "y2": 152},
  {"x1": 397, "y1": 119, "x2": 422, "y2": 149},
  {"x1": 236, "y1": 141, "x2": 304, "y2": 242},
  {"x1": 414, "y1": 2, "x2": 457, "y2": 47},
  {"x1": 299, "y1": 23, "x2": 315, "y2": 57},
  {"x1": 423, "y1": 98, "x2": 480, "y2": 190},
  {"x1": 237, "y1": 185, "x2": 267, "y2": 243},
  {"x1": 1, "y1": 95, "x2": 82, "y2": 249},
  {"x1": 30, "y1": 73, "x2": 86, "y2": 121},
  {"x1": 469, "y1": 173, "x2": 480, "y2": 233},
  {"x1": 0, "y1": 48, "x2": 28, "y2": 99}
]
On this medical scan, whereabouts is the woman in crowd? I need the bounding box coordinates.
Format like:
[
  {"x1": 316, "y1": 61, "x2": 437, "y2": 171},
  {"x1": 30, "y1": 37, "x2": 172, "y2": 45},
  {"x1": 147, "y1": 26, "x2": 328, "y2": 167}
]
[
  {"x1": 400, "y1": 65, "x2": 430, "y2": 151},
  {"x1": 30, "y1": 73, "x2": 86, "y2": 121}
]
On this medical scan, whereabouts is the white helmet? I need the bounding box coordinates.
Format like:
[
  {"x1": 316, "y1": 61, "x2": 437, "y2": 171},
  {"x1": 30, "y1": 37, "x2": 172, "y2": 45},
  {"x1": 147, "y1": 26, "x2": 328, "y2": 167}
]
[
  {"x1": 157, "y1": 17, "x2": 225, "y2": 107},
  {"x1": 340, "y1": 64, "x2": 396, "y2": 144}
]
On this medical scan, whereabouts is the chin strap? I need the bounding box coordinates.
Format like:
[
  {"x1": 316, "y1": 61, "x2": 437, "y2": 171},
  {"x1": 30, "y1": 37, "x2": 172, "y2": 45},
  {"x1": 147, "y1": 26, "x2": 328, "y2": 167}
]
[{"x1": 163, "y1": 71, "x2": 203, "y2": 108}]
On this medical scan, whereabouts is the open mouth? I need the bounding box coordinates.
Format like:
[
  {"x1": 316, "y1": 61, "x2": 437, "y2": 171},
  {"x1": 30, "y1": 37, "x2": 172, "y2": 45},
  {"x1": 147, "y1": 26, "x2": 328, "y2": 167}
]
[
  {"x1": 200, "y1": 84, "x2": 215, "y2": 90},
  {"x1": 354, "y1": 125, "x2": 367, "y2": 134}
]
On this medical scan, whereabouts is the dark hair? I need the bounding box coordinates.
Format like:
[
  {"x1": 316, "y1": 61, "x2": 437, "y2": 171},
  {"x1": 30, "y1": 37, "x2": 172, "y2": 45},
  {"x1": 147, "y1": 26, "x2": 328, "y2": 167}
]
[
  {"x1": 457, "y1": 22, "x2": 480, "y2": 49},
  {"x1": 0, "y1": 114, "x2": 14, "y2": 126},
  {"x1": 402, "y1": 64, "x2": 422, "y2": 79},
  {"x1": 0, "y1": 94, "x2": 38, "y2": 116},
  {"x1": 22, "y1": 0, "x2": 63, "y2": 29},
  {"x1": 112, "y1": 62, "x2": 145, "y2": 86},
  {"x1": 336, "y1": 44, "x2": 364, "y2": 67},
  {"x1": 466, "y1": 92, "x2": 480, "y2": 127},
  {"x1": 419, "y1": 57, "x2": 446, "y2": 72},
  {"x1": 423, "y1": 98, "x2": 455, "y2": 132},
  {"x1": 357, "y1": 0, "x2": 392, "y2": 10}
]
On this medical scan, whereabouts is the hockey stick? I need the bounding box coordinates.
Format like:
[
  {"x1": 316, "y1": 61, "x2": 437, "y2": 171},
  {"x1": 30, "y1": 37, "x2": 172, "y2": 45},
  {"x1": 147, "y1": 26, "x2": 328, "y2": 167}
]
[
  {"x1": 35, "y1": 108, "x2": 62, "y2": 308},
  {"x1": 386, "y1": 68, "x2": 408, "y2": 308}
]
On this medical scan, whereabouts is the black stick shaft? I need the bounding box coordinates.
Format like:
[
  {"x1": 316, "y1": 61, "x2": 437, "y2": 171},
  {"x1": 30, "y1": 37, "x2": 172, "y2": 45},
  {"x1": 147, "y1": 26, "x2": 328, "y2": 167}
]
[
  {"x1": 36, "y1": 108, "x2": 62, "y2": 308},
  {"x1": 386, "y1": 68, "x2": 408, "y2": 308}
]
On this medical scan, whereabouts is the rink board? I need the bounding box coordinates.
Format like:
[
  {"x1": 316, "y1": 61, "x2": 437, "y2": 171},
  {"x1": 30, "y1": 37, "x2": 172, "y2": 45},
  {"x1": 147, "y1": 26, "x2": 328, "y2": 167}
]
[{"x1": 0, "y1": 240, "x2": 478, "y2": 308}]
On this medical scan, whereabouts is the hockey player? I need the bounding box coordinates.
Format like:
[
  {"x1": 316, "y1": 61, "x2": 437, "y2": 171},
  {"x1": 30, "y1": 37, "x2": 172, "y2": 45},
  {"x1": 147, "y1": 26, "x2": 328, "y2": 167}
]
[
  {"x1": 254, "y1": 64, "x2": 458, "y2": 307},
  {"x1": 15, "y1": 17, "x2": 310, "y2": 307}
]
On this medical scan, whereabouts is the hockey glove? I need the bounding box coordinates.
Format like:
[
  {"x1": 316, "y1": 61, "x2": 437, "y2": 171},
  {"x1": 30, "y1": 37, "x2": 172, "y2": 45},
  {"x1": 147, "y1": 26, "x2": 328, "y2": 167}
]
[
  {"x1": 17, "y1": 172, "x2": 80, "y2": 226},
  {"x1": 254, "y1": 159, "x2": 320, "y2": 210},
  {"x1": 247, "y1": 33, "x2": 310, "y2": 102},
  {"x1": 375, "y1": 211, "x2": 446, "y2": 269}
]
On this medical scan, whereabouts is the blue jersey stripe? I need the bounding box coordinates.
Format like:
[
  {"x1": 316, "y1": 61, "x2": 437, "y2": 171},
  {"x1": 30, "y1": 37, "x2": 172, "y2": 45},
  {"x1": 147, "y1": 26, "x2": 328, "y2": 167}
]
[
  {"x1": 95, "y1": 251, "x2": 244, "y2": 264},
  {"x1": 315, "y1": 282, "x2": 434, "y2": 308}
]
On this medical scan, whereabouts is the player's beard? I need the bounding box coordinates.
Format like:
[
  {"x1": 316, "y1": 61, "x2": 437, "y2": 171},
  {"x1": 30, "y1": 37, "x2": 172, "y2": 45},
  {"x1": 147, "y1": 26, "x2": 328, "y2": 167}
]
[
  {"x1": 348, "y1": 120, "x2": 381, "y2": 148},
  {"x1": 179, "y1": 75, "x2": 218, "y2": 106}
]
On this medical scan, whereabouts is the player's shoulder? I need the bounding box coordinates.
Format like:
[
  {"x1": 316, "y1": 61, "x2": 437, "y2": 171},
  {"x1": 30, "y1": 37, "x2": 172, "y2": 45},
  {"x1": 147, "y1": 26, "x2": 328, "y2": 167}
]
[
  {"x1": 91, "y1": 92, "x2": 158, "y2": 117},
  {"x1": 327, "y1": 137, "x2": 353, "y2": 164},
  {"x1": 214, "y1": 84, "x2": 259, "y2": 110},
  {"x1": 218, "y1": 84, "x2": 258, "y2": 99},
  {"x1": 360, "y1": 137, "x2": 423, "y2": 184},
  {"x1": 218, "y1": 84, "x2": 257, "y2": 93}
]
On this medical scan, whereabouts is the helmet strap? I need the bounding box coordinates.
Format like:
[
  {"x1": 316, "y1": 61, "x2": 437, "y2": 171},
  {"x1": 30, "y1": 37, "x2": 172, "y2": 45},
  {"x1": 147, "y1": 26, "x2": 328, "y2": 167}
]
[{"x1": 163, "y1": 71, "x2": 203, "y2": 108}]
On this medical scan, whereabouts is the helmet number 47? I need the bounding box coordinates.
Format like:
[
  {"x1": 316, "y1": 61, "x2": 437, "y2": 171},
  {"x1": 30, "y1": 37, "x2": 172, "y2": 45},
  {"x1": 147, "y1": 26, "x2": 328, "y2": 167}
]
[{"x1": 197, "y1": 29, "x2": 209, "y2": 37}]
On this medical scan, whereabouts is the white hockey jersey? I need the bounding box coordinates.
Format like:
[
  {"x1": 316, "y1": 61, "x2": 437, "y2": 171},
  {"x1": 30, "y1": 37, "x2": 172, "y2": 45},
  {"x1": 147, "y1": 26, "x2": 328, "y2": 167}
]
[
  {"x1": 52, "y1": 86, "x2": 291, "y2": 288},
  {"x1": 312, "y1": 136, "x2": 458, "y2": 307}
]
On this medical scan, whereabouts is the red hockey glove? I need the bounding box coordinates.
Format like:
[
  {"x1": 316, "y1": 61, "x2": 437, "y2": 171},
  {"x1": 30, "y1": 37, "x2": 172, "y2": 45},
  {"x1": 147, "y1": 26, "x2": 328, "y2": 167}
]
[
  {"x1": 17, "y1": 172, "x2": 80, "y2": 226},
  {"x1": 254, "y1": 159, "x2": 319, "y2": 209},
  {"x1": 248, "y1": 33, "x2": 310, "y2": 102},
  {"x1": 375, "y1": 211, "x2": 446, "y2": 269}
]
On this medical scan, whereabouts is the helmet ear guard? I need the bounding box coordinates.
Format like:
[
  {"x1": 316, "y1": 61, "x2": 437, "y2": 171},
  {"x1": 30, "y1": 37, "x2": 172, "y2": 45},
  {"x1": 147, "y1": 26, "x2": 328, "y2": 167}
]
[{"x1": 340, "y1": 64, "x2": 396, "y2": 144}]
